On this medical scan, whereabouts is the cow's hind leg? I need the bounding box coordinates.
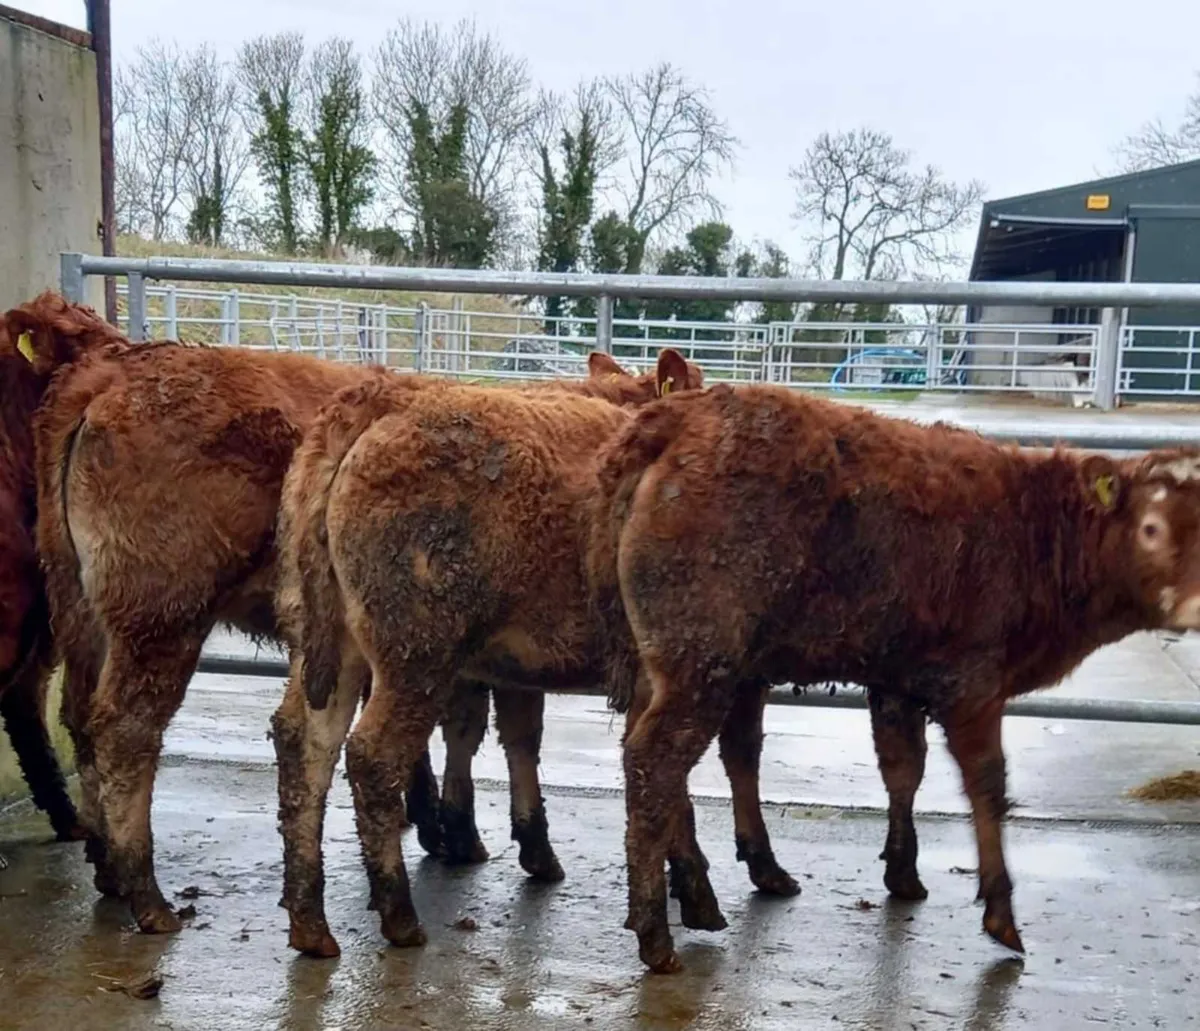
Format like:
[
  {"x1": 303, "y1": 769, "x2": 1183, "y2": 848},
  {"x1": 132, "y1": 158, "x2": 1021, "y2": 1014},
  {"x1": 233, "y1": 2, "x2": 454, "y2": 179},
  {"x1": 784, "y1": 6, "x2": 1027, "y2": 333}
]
[
  {"x1": 438, "y1": 682, "x2": 489, "y2": 865},
  {"x1": 273, "y1": 657, "x2": 363, "y2": 958},
  {"x1": 869, "y1": 690, "x2": 929, "y2": 901},
  {"x1": 366, "y1": 676, "x2": 443, "y2": 856},
  {"x1": 1, "y1": 659, "x2": 84, "y2": 842},
  {"x1": 624, "y1": 683, "x2": 701, "y2": 906},
  {"x1": 623, "y1": 666, "x2": 734, "y2": 974},
  {"x1": 493, "y1": 688, "x2": 563, "y2": 882},
  {"x1": 667, "y1": 797, "x2": 725, "y2": 933},
  {"x1": 59, "y1": 652, "x2": 119, "y2": 895},
  {"x1": 718, "y1": 680, "x2": 799, "y2": 897},
  {"x1": 406, "y1": 747, "x2": 442, "y2": 857},
  {"x1": 942, "y1": 697, "x2": 1023, "y2": 953},
  {"x1": 346, "y1": 657, "x2": 443, "y2": 950},
  {"x1": 89, "y1": 637, "x2": 202, "y2": 933},
  {"x1": 624, "y1": 687, "x2": 723, "y2": 930}
]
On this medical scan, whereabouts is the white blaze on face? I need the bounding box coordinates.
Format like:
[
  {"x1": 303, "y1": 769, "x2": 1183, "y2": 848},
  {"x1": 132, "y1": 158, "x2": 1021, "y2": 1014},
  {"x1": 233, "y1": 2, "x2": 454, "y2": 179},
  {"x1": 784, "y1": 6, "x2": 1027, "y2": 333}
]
[
  {"x1": 1138, "y1": 471, "x2": 1200, "y2": 629},
  {"x1": 1151, "y1": 457, "x2": 1200, "y2": 483}
]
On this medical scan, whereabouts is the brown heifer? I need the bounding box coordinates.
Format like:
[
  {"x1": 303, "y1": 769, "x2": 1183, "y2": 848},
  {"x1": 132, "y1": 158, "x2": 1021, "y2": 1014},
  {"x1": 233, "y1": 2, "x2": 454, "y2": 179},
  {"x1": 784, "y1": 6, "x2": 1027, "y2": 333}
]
[
  {"x1": 298, "y1": 352, "x2": 707, "y2": 877},
  {"x1": 11, "y1": 290, "x2": 679, "y2": 932},
  {"x1": 588, "y1": 382, "x2": 1200, "y2": 973},
  {"x1": 0, "y1": 314, "x2": 94, "y2": 866},
  {"x1": 272, "y1": 349, "x2": 704, "y2": 958}
]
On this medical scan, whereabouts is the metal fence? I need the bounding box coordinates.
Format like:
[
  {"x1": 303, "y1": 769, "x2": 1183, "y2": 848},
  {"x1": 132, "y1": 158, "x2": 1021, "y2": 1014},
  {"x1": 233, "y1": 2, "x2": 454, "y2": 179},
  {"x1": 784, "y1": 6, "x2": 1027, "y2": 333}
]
[
  {"x1": 112, "y1": 281, "x2": 1111, "y2": 400},
  {"x1": 60, "y1": 252, "x2": 1200, "y2": 727},
  {"x1": 192, "y1": 652, "x2": 1200, "y2": 725},
  {"x1": 116, "y1": 282, "x2": 1200, "y2": 408},
  {"x1": 67, "y1": 251, "x2": 1200, "y2": 411}
]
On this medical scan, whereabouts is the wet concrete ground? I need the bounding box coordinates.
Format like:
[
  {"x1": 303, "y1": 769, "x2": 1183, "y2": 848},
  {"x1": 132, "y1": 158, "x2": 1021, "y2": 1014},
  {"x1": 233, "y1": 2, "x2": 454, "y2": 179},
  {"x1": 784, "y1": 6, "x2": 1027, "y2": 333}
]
[{"x1": 1, "y1": 631, "x2": 1198, "y2": 1030}]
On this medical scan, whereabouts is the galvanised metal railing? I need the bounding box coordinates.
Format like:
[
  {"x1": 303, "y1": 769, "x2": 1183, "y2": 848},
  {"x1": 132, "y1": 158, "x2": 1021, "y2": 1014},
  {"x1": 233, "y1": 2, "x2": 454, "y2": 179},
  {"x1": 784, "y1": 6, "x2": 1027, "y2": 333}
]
[
  {"x1": 109, "y1": 281, "x2": 1111, "y2": 404},
  {"x1": 193, "y1": 650, "x2": 1200, "y2": 726},
  {"x1": 1119, "y1": 325, "x2": 1200, "y2": 398}
]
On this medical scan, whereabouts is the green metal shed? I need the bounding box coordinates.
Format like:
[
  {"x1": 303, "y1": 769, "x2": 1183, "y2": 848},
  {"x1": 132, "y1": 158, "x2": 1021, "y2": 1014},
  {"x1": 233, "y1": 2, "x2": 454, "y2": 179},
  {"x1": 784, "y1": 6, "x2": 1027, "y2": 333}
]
[{"x1": 968, "y1": 159, "x2": 1200, "y2": 400}]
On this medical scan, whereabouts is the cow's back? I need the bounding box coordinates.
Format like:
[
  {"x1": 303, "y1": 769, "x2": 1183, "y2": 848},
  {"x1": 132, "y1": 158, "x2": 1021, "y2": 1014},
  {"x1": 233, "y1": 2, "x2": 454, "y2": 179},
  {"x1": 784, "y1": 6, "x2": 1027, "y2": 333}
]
[
  {"x1": 609, "y1": 385, "x2": 1051, "y2": 690},
  {"x1": 42, "y1": 344, "x2": 371, "y2": 641},
  {"x1": 327, "y1": 386, "x2": 632, "y2": 688}
]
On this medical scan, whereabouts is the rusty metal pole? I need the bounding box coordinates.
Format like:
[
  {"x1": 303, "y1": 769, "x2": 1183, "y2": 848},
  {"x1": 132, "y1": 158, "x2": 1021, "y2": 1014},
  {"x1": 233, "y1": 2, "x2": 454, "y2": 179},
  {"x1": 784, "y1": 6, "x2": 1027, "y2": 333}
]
[{"x1": 87, "y1": 0, "x2": 117, "y2": 324}]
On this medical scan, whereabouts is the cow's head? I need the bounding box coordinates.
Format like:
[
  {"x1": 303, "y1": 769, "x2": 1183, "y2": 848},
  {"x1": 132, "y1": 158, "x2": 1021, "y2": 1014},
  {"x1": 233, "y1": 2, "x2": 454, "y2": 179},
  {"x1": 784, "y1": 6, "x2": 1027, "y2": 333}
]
[
  {"x1": 585, "y1": 348, "x2": 704, "y2": 401},
  {"x1": 1084, "y1": 449, "x2": 1200, "y2": 630}
]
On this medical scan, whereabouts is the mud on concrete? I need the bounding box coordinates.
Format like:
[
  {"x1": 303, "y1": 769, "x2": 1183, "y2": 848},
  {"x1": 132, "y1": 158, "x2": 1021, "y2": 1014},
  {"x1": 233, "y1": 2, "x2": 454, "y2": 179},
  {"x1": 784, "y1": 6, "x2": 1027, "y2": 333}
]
[{"x1": 1, "y1": 755, "x2": 1197, "y2": 1031}]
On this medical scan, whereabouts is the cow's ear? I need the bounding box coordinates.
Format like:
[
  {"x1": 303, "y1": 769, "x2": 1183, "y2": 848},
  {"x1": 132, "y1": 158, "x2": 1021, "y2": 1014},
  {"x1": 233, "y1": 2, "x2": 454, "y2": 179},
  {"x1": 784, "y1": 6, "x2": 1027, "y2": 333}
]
[
  {"x1": 587, "y1": 352, "x2": 629, "y2": 379},
  {"x1": 656, "y1": 348, "x2": 689, "y2": 397},
  {"x1": 1081, "y1": 454, "x2": 1123, "y2": 512}
]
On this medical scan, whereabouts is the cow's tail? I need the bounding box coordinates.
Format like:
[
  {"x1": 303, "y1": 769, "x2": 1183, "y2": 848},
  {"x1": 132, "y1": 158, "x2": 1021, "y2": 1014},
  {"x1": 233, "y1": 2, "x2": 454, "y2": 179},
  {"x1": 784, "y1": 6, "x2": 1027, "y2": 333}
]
[
  {"x1": 277, "y1": 372, "x2": 424, "y2": 710},
  {"x1": 587, "y1": 400, "x2": 690, "y2": 714}
]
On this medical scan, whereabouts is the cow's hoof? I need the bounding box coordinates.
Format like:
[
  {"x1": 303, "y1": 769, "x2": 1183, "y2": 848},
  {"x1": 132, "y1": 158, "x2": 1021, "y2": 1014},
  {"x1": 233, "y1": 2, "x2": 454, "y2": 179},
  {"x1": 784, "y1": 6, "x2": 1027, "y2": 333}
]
[
  {"x1": 414, "y1": 820, "x2": 442, "y2": 858},
  {"x1": 519, "y1": 844, "x2": 565, "y2": 883},
  {"x1": 640, "y1": 939, "x2": 682, "y2": 975},
  {"x1": 884, "y1": 866, "x2": 928, "y2": 902},
  {"x1": 290, "y1": 922, "x2": 341, "y2": 958},
  {"x1": 750, "y1": 864, "x2": 801, "y2": 898},
  {"x1": 985, "y1": 913, "x2": 1025, "y2": 954},
  {"x1": 439, "y1": 807, "x2": 489, "y2": 865},
  {"x1": 382, "y1": 917, "x2": 427, "y2": 949},
  {"x1": 136, "y1": 904, "x2": 182, "y2": 935},
  {"x1": 679, "y1": 893, "x2": 728, "y2": 932}
]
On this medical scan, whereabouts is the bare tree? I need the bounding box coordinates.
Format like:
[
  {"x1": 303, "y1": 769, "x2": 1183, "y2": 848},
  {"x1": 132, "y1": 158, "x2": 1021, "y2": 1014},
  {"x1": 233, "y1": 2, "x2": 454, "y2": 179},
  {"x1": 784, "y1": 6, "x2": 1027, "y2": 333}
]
[
  {"x1": 177, "y1": 46, "x2": 252, "y2": 246},
  {"x1": 372, "y1": 18, "x2": 532, "y2": 244},
  {"x1": 525, "y1": 80, "x2": 623, "y2": 189},
  {"x1": 113, "y1": 40, "x2": 202, "y2": 240},
  {"x1": 238, "y1": 31, "x2": 307, "y2": 253},
  {"x1": 112, "y1": 69, "x2": 145, "y2": 236},
  {"x1": 1112, "y1": 74, "x2": 1200, "y2": 172},
  {"x1": 601, "y1": 63, "x2": 737, "y2": 270},
  {"x1": 789, "y1": 127, "x2": 984, "y2": 285}
]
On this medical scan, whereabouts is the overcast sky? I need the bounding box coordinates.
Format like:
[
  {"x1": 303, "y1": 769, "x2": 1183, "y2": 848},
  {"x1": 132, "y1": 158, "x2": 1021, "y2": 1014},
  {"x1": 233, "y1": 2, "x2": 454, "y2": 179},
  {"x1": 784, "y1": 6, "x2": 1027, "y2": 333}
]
[{"x1": 20, "y1": 0, "x2": 1200, "y2": 264}]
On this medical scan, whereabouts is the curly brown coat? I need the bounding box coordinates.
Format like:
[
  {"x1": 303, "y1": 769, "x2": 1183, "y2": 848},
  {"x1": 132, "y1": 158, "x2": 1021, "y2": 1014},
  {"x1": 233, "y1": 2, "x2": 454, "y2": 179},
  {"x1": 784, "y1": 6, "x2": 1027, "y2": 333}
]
[{"x1": 587, "y1": 382, "x2": 1200, "y2": 973}]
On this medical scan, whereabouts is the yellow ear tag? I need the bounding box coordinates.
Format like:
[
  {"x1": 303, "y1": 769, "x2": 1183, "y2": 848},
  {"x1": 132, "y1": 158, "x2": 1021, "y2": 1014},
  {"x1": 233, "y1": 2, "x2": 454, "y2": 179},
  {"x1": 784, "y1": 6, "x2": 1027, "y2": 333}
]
[
  {"x1": 659, "y1": 377, "x2": 673, "y2": 397},
  {"x1": 1094, "y1": 474, "x2": 1116, "y2": 510},
  {"x1": 16, "y1": 331, "x2": 34, "y2": 363}
]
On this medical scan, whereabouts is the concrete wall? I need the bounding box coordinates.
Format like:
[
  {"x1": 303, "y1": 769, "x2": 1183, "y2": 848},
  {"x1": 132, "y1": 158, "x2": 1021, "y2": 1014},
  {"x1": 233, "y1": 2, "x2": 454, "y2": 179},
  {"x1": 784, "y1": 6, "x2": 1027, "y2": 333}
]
[
  {"x1": 1, "y1": 9, "x2": 99, "y2": 803},
  {"x1": 0, "y1": 9, "x2": 104, "y2": 312}
]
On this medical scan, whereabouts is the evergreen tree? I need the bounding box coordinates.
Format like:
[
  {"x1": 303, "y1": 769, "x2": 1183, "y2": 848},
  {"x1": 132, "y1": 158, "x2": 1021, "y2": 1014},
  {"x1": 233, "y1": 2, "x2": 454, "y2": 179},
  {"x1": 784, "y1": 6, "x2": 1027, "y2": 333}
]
[
  {"x1": 304, "y1": 40, "x2": 375, "y2": 255},
  {"x1": 537, "y1": 110, "x2": 600, "y2": 329},
  {"x1": 407, "y1": 102, "x2": 497, "y2": 268}
]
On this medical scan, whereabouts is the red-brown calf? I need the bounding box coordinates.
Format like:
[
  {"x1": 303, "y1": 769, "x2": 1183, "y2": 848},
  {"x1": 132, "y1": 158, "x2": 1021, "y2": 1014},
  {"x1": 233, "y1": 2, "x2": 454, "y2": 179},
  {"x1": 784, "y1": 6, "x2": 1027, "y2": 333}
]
[
  {"x1": 589, "y1": 382, "x2": 1200, "y2": 973},
  {"x1": 0, "y1": 312, "x2": 94, "y2": 864},
  {"x1": 273, "y1": 349, "x2": 704, "y2": 958},
  {"x1": 8, "y1": 293, "x2": 452, "y2": 931}
]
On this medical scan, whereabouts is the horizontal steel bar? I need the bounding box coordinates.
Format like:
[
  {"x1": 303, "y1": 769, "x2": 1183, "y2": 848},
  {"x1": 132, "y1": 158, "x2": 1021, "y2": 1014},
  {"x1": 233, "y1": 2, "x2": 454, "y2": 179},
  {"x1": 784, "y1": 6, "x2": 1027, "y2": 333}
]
[
  {"x1": 194, "y1": 655, "x2": 1200, "y2": 725},
  {"x1": 840, "y1": 401, "x2": 1200, "y2": 451},
  {"x1": 70, "y1": 253, "x2": 1200, "y2": 308},
  {"x1": 774, "y1": 685, "x2": 1200, "y2": 724}
]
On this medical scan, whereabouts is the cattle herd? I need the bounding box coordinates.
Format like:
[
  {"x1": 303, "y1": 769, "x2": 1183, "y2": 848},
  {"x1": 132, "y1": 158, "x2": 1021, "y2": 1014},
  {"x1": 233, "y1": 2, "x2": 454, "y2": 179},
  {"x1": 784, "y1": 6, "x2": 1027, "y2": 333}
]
[{"x1": 2, "y1": 289, "x2": 1200, "y2": 976}]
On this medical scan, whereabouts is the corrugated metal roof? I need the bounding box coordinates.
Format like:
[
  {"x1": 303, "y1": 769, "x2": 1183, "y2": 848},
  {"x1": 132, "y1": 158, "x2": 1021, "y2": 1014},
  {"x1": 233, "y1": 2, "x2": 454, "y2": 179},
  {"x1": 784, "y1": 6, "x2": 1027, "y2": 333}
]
[{"x1": 970, "y1": 158, "x2": 1200, "y2": 281}]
